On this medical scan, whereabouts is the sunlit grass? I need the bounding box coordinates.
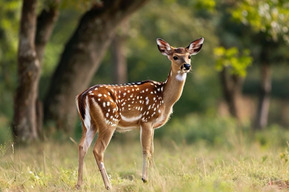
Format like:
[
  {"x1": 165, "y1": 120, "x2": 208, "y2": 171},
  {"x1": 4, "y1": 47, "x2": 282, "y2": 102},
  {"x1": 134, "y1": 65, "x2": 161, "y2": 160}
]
[{"x1": 1, "y1": 135, "x2": 289, "y2": 192}]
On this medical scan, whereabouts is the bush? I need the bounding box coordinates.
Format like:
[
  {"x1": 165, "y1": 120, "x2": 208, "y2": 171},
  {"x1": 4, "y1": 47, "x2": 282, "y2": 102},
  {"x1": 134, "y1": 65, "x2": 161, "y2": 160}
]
[
  {"x1": 155, "y1": 114, "x2": 289, "y2": 149},
  {"x1": 155, "y1": 114, "x2": 239, "y2": 146}
]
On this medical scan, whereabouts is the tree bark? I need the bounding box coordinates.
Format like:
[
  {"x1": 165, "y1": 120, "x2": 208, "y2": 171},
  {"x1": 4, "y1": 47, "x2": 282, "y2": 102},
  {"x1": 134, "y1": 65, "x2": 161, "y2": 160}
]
[
  {"x1": 219, "y1": 68, "x2": 243, "y2": 120},
  {"x1": 12, "y1": 0, "x2": 39, "y2": 143},
  {"x1": 44, "y1": 0, "x2": 149, "y2": 133},
  {"x1": 254, "y1": 63, "x2": 271, "y2": 130},
  {"x1": 111, "y1": 27, "x2": 128, "y2": 84}
]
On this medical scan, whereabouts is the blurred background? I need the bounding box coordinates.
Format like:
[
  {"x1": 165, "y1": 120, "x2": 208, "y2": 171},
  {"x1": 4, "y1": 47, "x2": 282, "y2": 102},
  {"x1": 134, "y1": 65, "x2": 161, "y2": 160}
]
[{"x1": 1, "y1": 0, "x2": 289, "y2": 146}]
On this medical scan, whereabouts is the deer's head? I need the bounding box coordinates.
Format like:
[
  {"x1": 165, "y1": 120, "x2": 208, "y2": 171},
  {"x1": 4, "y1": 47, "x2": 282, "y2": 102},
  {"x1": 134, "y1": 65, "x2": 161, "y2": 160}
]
[{"x1": 156, "y1": 38, "x2": 204, "y2": 74}]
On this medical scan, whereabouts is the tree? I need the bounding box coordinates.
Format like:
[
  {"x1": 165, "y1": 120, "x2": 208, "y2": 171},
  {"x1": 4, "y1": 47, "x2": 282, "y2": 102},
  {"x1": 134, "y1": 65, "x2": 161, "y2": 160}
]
[
  {"x1": 12, "y1": 0, "x2": 39, "y2": 143},
  {"x1": 202, "y1": 0, "x2": 254, "y2": 121},
  {"x1": 44, "y1": 0, "x2": 149, "y2": 133},
  {"x1": 214, "y1": 47, "x2": 252, "y2": 120},
  {"x1": 214, "y1": 47, "x2": 252, "y2": 119},
  {"x1": 231, "y1": 0, "x2": 289, "y2": 129},
  {"x1": 12, "y1": 0, "x2": 59, "y2": 143},
  {"x1": 111, "y1": 22, "x2": 129, "y2": 84}
]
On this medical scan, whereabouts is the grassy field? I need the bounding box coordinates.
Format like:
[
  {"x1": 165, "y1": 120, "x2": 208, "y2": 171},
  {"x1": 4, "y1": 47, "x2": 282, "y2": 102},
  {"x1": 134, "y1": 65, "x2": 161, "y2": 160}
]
[
  {"x1": 1, "y1": 132, "x2": 289, "y2": 192},
  {"x1": 1, "y1": 115, "x2": 289, "y2": 191}
]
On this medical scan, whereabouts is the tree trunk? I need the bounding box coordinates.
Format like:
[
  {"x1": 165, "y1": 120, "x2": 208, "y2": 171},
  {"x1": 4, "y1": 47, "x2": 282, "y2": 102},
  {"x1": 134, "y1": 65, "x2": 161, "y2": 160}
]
[
  {"x1": 219, "y1": 68, "x2": 243, "y2": 120},
  {"x1": 12, "y1": 0, "x2": 39, "y2": 143},
  {"x1": 44, "y1": 0, "x2": 149, "y2": 133},
  {"x1": 111, "y1": 28, "x2": 128, "y2": 84},
  {"x1": 254, "y1": 63, "x2": 271, "y2": 130},
  {"x1": 12, "y1": 0, "x2": 59, "y2": 144}
]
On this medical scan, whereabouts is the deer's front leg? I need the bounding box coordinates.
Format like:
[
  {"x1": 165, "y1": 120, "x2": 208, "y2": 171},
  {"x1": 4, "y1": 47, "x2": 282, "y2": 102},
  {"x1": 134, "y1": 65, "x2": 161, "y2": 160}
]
[{"x1": 140, "y1": 123, "x2": 154, "y2": 183}]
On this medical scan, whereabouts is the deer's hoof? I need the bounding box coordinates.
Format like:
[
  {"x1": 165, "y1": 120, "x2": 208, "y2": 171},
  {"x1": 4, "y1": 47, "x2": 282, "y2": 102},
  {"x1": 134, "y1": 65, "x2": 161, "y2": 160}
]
[
  {"x1": 142, "y1": 178, "x2": 147, "y2": 183},
  {"x1": 75, "y1": 184, "x2": 81, "y2": 190},
  {"x1": 105, "y1": 185, "x2": 112, "y2": 190}
]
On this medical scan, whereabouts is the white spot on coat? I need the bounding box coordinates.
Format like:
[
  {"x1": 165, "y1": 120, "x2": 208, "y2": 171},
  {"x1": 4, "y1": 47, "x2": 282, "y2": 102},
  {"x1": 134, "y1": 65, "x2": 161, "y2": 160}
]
[
  {"x1": 145, "y1": 97, "x2": 149, "y2": 105},
  {"x1": 120, "y1": 114, "x2": 142, "y2": 122}
]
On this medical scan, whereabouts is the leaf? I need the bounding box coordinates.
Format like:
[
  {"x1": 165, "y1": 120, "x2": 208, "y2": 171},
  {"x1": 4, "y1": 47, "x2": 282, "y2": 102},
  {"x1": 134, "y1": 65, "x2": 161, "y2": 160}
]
[{"x1": 213, "y1": 46, "x2": 253, "y2": 77}]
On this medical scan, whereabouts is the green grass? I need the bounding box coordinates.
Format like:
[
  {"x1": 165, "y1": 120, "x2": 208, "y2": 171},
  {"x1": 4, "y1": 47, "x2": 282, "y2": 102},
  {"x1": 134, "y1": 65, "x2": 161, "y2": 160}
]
[{"x1": 1, "y1": 136, "x2": 289, "y2": 192}]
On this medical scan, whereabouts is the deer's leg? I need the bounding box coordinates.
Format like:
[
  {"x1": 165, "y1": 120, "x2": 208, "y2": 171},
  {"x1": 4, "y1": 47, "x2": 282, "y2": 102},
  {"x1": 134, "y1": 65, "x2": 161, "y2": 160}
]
[
  {"x1": 140, "y1": 123, "x2": 154, "y2": 183},
  {"x1": 76, "y1": 135, "x2": 86, "y2": 189},
  {"x1": 93, "y1": 127, "x2": 115, "y2": 190},
  {"x1": 76, "y1": 125, "x2": 96, "y2": 189}
]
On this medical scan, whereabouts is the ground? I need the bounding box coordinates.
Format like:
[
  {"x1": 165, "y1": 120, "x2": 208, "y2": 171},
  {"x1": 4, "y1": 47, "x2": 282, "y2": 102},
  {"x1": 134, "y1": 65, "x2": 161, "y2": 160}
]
[{"x1": 1, "y1": 133, "x2": 289, "y2": 192}]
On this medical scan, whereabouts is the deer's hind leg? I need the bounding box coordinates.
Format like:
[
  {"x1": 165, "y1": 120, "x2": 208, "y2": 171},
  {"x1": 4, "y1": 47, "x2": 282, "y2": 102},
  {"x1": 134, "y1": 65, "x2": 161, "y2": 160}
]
[
  {"x1": 89, "y1": 98, "x2": 117, "y2": 190},
  {"x1": 76, "y1": 121, "x2": 97, "y2": 189},
  {"x1": 93, "y1": 126, "x2": 115, "y2": 190}
]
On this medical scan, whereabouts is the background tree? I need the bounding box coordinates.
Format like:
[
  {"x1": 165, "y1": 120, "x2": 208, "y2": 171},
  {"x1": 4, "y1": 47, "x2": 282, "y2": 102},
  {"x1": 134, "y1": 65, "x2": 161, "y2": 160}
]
[
  {"x1": 12, "y1": 0, "x2": 59, "y2": 143},
  {"x1": 231, "y1": 0, "x2": 289, "y2": 129},
  {"x1": 111, "y1": 22, "x2": 129, "y2": 84},
  {"x1": 214, "y1": 47, "x2": 252, "y2": 120}
]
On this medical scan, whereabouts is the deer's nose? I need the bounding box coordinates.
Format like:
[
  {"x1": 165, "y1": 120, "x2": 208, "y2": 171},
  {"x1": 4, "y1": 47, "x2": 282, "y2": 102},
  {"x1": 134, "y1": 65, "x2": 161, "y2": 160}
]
[{"x1": 183, "y1": 64, "x2": 191, "y2": 70}]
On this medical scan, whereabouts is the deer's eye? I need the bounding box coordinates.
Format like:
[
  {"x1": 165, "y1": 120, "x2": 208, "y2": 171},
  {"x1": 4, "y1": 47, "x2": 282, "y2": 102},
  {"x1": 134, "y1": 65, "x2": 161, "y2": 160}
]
[
  {"x1": 188, "y1": 55, "x2": 191, "y2": 59},
  {"x1": 173, "y1": 56, "x2": 178, "y2": 60}
]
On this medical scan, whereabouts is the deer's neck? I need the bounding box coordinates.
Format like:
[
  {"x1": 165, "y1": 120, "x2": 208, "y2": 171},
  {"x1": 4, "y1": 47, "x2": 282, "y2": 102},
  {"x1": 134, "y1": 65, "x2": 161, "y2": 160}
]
[{"x1": 163, "y1": 68, "x2": 187, "y2": 108}]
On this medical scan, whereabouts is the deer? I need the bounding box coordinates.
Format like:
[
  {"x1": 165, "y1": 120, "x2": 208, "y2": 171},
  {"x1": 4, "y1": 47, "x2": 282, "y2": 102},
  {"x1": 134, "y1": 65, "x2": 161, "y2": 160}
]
[{"x1": 75, "y1": 37, "x2": 204, "y2": 190}]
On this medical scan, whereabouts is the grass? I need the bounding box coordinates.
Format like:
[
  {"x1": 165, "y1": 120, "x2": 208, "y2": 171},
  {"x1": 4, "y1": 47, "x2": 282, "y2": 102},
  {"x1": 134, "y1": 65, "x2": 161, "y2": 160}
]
[
  {"x1": 1, "y1": 115, "x2": 289, "y2": 191},
  {"x1": 1, "y1": 134, "x2": 289, "y2": 192}
]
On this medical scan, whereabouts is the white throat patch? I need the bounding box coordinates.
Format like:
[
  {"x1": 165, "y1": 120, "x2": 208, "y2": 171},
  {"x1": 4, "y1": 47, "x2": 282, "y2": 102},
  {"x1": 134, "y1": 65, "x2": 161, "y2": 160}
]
[{"x1": 176, "y1": 73, "x2": 187, "y2": 81}]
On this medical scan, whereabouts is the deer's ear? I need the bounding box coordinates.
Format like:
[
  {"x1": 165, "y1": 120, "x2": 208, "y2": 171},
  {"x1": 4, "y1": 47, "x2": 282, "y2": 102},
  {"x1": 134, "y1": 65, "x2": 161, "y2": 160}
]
[
  {"x1": 187, "y1": 37, "x2": 204, "y2": 55},
  {"x1": 156, "y1": 38, "x2": 172, "y2": 56}
]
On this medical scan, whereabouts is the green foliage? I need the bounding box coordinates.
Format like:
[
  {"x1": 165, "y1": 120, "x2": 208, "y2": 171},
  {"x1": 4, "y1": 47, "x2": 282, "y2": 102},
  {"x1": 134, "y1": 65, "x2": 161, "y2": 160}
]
[
  {"x1": 231, "y1": 0, "x2": 289, "y2": 43},
  {"x1": 214, "y1": 46, "x2": 252, "y2": 77},
  {"x1": 0, "y1": 1, "x2": 20, "y2": 54},
  {"x1": 156, "y1": 114, "x2": 239, "y2": 146},
  {"x1": 0, "y1": 0, "x2": 21, "y2": 117},
  {"x1": 190, "y1": 0, "x2": 216, "y2": 14},
  {"x1": 154, "y1": 114, "x2": 289, "y2": 150},
  {"x1": 254, "y1": 124, "x2": 289, "y2": 148},
  {"x1": 0, "y1": 116, "x2": 12, "y2": 144}
]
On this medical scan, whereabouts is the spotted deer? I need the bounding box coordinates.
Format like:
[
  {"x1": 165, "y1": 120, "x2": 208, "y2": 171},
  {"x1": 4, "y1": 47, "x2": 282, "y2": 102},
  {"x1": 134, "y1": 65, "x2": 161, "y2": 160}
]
[{"x1": 75, "y1": 37, "x2": 204, "y2": 190}]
